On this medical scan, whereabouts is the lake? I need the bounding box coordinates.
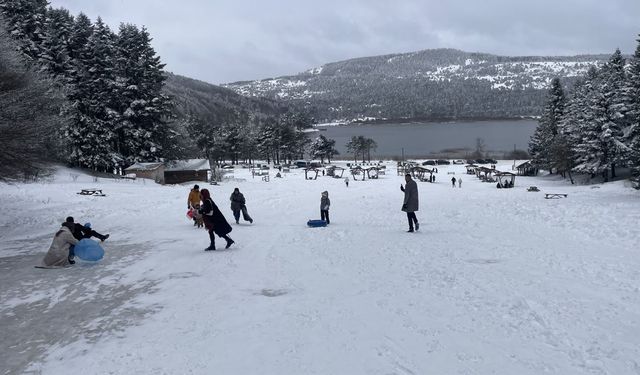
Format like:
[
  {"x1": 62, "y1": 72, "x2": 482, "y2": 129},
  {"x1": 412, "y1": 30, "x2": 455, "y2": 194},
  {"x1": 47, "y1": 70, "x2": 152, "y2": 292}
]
[{"x1": 312, "y1": 119, "x2": 538, "y2": 159}]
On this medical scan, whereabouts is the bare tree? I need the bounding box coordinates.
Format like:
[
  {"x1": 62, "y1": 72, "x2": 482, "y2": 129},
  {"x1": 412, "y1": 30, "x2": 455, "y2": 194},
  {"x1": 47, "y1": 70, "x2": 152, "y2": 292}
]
[{"x1": 0, "y1": 21, "x2": 63, "y2": 181}]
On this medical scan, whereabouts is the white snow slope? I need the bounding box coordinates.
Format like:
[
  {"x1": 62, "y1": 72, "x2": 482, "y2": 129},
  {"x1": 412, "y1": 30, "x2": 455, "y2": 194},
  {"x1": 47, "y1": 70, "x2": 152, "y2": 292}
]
[{"x1": 1, "y1": 162, "x2": 639, "y2": 374}]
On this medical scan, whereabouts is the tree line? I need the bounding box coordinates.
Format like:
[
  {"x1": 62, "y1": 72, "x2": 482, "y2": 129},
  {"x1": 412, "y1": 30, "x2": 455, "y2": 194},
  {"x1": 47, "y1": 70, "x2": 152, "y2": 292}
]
[
  {"x1": 0, "y1": 0, "x2": 175, "y2": 176},
  {"x1": 529, "y1": 36, "x2": 640, "y2": 184}
]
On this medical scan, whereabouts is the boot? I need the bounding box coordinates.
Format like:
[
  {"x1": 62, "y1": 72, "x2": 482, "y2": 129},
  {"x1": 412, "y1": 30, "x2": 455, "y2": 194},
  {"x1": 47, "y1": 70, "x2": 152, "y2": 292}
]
[
  {"x1": 225, "y1": 238, "x2": 235, "y2": 249},
  {"x1": 205, "y1": 244, "x2": 216, "y2": 251},
  {"x1": 415, "y1": 222, "x2": 419, "y2": 231},
  {"x1": 100, "y1": 234, "x2": 110, "y2": 242},
  {"x1": 68, "y1": 255, "x2": 76, "y2": 264}
]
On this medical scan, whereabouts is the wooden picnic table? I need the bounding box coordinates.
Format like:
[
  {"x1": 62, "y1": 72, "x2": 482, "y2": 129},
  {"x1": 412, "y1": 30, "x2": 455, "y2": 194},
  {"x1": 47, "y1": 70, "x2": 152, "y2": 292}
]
[
  {"x1": 545, "y1": 193, "x2": 567, "y2": 199},
  {"x1": 77, "y1": 188, "x2": 106, "y2": 196}
]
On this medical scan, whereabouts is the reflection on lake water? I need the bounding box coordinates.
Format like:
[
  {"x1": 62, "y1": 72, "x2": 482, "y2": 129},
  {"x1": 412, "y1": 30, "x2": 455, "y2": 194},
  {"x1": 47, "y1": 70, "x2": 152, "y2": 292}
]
[{"x1": 312, "y1": 120, "x2": 537, "y2": 158}]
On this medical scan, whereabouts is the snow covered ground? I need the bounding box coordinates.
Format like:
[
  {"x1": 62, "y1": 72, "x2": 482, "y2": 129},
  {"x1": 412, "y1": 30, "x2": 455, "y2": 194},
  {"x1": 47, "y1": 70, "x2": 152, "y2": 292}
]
[{"x1": 1, "y1": 162, "x2": 639, "y2": 374}]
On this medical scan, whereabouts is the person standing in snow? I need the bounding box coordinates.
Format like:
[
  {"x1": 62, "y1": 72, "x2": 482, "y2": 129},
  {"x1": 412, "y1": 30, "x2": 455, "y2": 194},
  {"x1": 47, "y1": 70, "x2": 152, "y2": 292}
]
[
  {"x1": 320, "y1": 191, "x2": 330, "y2": 224},
  {"x1": 187, "y1": 185, "x2": 201, "y2": 225},
  {"x1": 40, "y1": 222, "x2": 79, "y2": 267},
  {"x1": 230, "y1": 187, "x2": 253, "y2": 224},
  {"x1": 400, "y1": 174, "x2": 419, "y2": 232},
  {"x1": 451, "y1": 176, "x2": 457, "y2": 188},
  {"x1": 458, "y1": 177, "x2": 462, "y2": 188},
  {"x1": 344, "y1": 177, "x2": 349, "y2": 187},
  {"x1": 64, "y1": 216, "x2": 109, "y2": 264},
  {"x1": 199, "y1": 189, "x2": 234, "y2": 251}
]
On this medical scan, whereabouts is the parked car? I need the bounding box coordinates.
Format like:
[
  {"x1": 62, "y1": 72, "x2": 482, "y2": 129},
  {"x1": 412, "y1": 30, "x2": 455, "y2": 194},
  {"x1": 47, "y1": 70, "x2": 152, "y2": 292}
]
[
  {"x1": 452, "y1": 160, "x2": 465, "y2": 165},
  {"x1": 294, "y1": 160, "x2": 310, "y2": 168},
  {"x1": 422, "y1": 160, "x2": 436, "y2": 166},
  {"x1": 466, "y1": 159, "x2": 476, "y2": 165},
  {"x1": 475, "y1": 159, "x2": 487, "y2": 164},
  {"x1": 436, "y1": 159, "x2": 451, "y2": 165},
  {"x1": 485, "y1": 158, "x2": 498, "y2": 164}
]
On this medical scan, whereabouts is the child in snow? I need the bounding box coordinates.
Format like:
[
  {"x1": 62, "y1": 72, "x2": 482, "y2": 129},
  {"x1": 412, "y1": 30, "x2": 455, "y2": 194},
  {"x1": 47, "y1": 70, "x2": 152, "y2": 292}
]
[
  {"x1": 320, "y1": 191, "x2": 330, "y2": 224},
  {"x1": 191, "y1": 204, "x2": 204, "y2": 228},
  {"x1": 458, "y1": 177, "x2": 462, "y2": 188},
  {"x1": 451, "y1": 176, "x2": 457, "y2": 188},
  {"x1": 344, "y1": 177, "x2": 349, "y2": 187}
]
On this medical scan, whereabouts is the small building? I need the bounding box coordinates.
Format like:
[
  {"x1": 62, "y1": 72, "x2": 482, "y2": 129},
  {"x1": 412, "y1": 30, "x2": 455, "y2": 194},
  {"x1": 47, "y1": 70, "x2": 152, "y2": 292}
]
[
  {"x1": 495, "y1": 172, "x2": 516, "y2": 188},
  {"x1": 465, "y1": 164, "x2": 478, "y2": 175},
  {"x1": 410, "y1": 166, "x2": 435, "y2": 182},
  {"x1": 124, "y1": 162, "x2": 165, "y2": 184},
  {"x1": 326, "y1": 166, "x2": 346, "y2": 178},
  {"x1": 516, "y1": 161, "x2": 538, "y2": 176},
  {"x1": 164, "y1": 159, "x2": 210, "y2": 185}
]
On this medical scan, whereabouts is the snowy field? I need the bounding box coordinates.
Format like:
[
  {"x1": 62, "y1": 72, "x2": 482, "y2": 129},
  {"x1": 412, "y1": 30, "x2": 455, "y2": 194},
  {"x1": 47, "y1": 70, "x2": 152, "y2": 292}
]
[{"x1": 1, "y1": 161, "x2": 639, "y2": 374}]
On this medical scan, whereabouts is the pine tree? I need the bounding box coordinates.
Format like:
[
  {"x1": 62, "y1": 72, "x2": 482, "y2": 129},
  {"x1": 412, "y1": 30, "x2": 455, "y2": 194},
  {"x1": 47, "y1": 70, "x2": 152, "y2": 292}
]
[
  {"x1": 67, "y1": 12, "x2": 92, "y2": 64},
  {"x1": 0, "y1": 0, "x2": 48, "y2": 61},
  {"x1": 64, "y1": 17, "x2": 118, "y2": 171},
  {"x1": 582, "y1": 50, "x2": 628, "y2": 181},
  {"x1": 39, "y1": 7, "x2": 73, "y2": 78},
  {"x1": 114, "y1": 24, "x2": 173, "y2": 166},
  {"x1": 626, "y1": 35, "x2": 640, "y2": 176},
  {"x1": 529, "y1": 78, "x2": 565, "y2": 172}
]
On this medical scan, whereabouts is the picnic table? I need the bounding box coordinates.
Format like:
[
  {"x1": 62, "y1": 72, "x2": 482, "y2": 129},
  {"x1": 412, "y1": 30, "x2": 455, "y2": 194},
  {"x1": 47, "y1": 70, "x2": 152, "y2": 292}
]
[
  {"x1": 545, "y1": 193, "x2": 567, "y2": 199},
  {"x1": 77, "y1": 188, "x2": 106, "y2": 196}
]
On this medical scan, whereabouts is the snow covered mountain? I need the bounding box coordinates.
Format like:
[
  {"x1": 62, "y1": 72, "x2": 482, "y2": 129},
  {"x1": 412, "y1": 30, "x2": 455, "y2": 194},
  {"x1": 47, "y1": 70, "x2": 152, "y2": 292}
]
[{"x1": 223, "y1": 49, "x2": 608, "y2": 123}]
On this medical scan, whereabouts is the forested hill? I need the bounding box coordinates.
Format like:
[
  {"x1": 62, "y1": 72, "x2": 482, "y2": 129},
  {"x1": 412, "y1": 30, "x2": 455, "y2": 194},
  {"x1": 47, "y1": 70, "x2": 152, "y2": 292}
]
[
  {"x1": 223, "y1": 48, "x2": 609, "y2": 123},
  {"x1": 164, "y1": 73, "x2": 285, "y2": 123}
]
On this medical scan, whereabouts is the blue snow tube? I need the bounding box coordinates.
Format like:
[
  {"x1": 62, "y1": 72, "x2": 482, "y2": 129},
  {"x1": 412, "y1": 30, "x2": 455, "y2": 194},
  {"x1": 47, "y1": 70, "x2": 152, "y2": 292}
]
[
  {"x1": 74, "y1": 239, "x2": 105, "y2": 261},
  {"x1": 307, "y1": 219, "x2": 327, "y2": 228}
]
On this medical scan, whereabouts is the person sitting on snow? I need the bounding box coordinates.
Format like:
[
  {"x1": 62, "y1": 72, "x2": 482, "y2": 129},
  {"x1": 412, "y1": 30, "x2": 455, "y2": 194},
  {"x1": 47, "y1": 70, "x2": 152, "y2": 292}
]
[{"x1": 65, "y1": 216, "x2": 109, "y2": 264}]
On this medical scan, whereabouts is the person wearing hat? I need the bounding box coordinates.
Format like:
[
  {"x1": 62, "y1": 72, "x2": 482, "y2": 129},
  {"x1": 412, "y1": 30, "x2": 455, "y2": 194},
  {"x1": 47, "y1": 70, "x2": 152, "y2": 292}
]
[
  {"x1": 64, "y1": 217, "x2": 109, "y2": 264},
  {"x1": 187, "y1": 184, "x2": 202, "y2": 224}
]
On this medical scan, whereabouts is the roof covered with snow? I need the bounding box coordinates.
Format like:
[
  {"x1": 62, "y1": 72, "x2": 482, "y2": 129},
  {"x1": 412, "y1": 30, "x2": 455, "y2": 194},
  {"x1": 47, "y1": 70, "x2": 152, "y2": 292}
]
[
  {"x1": 164, "y1": 159, "x2": 211, "y2": 172},
  {"x1": 124, "y1": 162, "x2": 164, "y2": 171}
]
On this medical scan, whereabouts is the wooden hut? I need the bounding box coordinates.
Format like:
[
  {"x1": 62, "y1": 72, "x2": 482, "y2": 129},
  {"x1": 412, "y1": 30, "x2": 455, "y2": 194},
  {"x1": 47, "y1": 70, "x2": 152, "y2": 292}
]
[
  {"x1": 366, "y1": 167, "x2": 380, "y2": 179},
  {"x1": 465, "y1": 164, "x2": 478, "y2": 175},
  {"x1": 495, "y1": 172, "x2": 516, "y2": 188},
  {"x1": 304, "y1": 167, "x2": 320, "y2": 180},
  {"x1": 475, "y1": 166, "x2": 496, "y2": 182},
  {"x1": 326, "y1": 166, "x2": 346, "y2": 178},
  {"x1": 410, "y1": 166, "x2": 435, "y2": 182},
  {"x1": 163, "y1": 159, "x2": 210, "y2": 185},
  {"x1": 350, "y1": 166, "x2": 366, "y2": 181},
  {"x1": 124, "y1": 162, "x2": 165, "y2": 183},
  {"x1": 516, "y1": 161, "x2": 538, "y2": 176}
]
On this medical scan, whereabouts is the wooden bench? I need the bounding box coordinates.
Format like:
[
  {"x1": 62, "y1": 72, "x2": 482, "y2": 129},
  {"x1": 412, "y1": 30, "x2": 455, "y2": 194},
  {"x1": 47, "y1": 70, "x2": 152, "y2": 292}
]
[
  {"x1": 77, "y1": 188, "x2": 106, "y2": 197},
  {"x1": 545, "y1": 193, "x2": 567, "y2": 199}
]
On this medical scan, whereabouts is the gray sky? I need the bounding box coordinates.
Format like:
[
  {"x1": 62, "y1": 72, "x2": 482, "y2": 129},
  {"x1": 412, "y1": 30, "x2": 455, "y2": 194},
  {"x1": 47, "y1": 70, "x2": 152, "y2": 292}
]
[{"x1": 50, "y1": 0, "x2": 640, "y2": 84}]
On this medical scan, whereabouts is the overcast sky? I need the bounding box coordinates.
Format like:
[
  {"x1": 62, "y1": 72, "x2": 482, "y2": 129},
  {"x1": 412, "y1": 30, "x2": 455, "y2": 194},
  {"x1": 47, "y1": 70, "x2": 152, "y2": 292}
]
[{"x1": 50, "y1": 0, "x2": 640, "y2": 84}]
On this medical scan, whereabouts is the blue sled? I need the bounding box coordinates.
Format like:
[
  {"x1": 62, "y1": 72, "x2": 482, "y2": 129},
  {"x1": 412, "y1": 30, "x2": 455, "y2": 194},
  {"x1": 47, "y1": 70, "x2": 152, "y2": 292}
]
[
  {"x1": 307, "y1": 219, "x2": 327, "y2": 228},
  {"x1": 74, "y1": 239, "x2": 105, "y2": 261}
]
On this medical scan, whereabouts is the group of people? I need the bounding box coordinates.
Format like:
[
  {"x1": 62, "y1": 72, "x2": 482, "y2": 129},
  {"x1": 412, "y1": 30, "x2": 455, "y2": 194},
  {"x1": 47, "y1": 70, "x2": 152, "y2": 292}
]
[
  {"x1": 187, "y1": 184, "x2": 259, "y2": 251},
  {"x1": 451, "y1": 176, "x2": 462, "y2": 188},
  {"x1": 40, "y1": 217, "x2": 109, "y2": 267},
  {"x1": 40, "y1": 171, "x2": 425, "y2": 266}
]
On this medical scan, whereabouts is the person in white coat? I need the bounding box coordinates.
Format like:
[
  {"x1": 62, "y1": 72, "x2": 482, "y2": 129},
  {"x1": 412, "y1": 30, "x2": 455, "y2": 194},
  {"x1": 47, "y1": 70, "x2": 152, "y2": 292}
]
[{"x1": 41, "y1": 223, "x2": 79, "y2": 267}]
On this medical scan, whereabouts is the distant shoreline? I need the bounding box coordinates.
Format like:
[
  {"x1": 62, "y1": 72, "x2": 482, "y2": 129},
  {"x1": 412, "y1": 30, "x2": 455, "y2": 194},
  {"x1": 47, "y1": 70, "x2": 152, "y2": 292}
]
[{"x1": 316, "y1": 116, "x2": 540, "y2": 127}]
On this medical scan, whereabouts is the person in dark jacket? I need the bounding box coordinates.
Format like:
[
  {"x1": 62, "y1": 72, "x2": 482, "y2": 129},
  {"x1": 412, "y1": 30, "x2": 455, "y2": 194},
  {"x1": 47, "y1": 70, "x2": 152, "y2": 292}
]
[
  {"x1": 199, "y1": 189, "x2": 234, "y2": 251},
  {"x1": 230, "y1": 188, "x2": 253, "y2": 224},
  {"x1": 65, "y1": 216, "x2": 109, "y2": 264},
  {"x1": 400, "y1": 174, "x2": 419, "y2": 232},
  {"x1": 320, "y1": 191, "x2": 330, "y2": 224}
]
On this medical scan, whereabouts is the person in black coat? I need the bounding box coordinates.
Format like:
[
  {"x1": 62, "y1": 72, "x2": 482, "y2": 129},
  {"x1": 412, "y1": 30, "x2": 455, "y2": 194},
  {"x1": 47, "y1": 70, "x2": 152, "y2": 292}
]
[
  {"x1": 199, "y1": 189, "x2": 234, "y2": 251},
  {"x1": 65, "y1": 216, "x2": 109, "y2": 263},
  {"x1": 230, "y1": 187, "x2": 253, "y2": 224}
]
